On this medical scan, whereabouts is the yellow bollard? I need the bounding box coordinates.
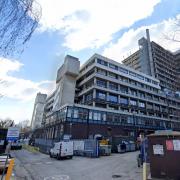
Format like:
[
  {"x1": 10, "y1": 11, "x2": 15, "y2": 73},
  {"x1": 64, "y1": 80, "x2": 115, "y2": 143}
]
[
  {"x1": 5, "y1": 158, "x2": 15, "y2": 180},
  {"x1": 143, "y1": 162, "x2": 147, "y2": 180}
]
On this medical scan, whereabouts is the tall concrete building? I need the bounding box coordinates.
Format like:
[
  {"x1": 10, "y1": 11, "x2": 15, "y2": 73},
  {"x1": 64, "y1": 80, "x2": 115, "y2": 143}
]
[
  {"x1": 42, "y1": 55, "x2": 80, "y2": 125},
  {"x1": 174, "y1": 50, "x2": 180, "y2": 90},
  {"x1": 31, "y1": 93, "x2": 47, "y2": 129},
  {"x1": 122, "y1": 29, "x2": 180, "y2": 92},
  {"x1": 35, "y1": 54, "x2": 180, "y2": 140}
]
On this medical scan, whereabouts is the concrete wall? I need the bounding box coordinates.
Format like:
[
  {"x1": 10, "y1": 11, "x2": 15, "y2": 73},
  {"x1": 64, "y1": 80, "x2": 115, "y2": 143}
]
[
  {"x1": 138, "y1": 37, "x2": 152, "y2": 76},
  {"x1": 52, "y1": 55, "x2": 80, "y2": 111}
]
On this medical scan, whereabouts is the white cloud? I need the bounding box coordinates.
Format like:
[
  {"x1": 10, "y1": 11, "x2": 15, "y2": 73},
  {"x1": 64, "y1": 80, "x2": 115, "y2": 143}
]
[
  {"x1": 0, "y1": 58, "x2": 23, "y2": 77},
  {"x1": 0, "y1": 57, "x2": 56, "y2": 123},
  {"x1": 103, "y1": 15, "x2": 180, "y2": 62},
  {"x1": 37, "y1": 0, "x2": 160, "y2": 51},
  {"x1": 0, "y1": 57, "x2": 55, "y2": 101}
]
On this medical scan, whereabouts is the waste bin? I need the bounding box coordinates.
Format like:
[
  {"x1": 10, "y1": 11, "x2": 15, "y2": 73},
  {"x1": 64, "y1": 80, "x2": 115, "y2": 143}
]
[
  {"x1": 129, "y1": 141, "x2": 136, "y2": 151},
  {"x1": 148, "y1": 131, "x2": 180, "y2": 180},
  {"x1": 117, "y1": 144, "x2": 126, "y2": 153}
]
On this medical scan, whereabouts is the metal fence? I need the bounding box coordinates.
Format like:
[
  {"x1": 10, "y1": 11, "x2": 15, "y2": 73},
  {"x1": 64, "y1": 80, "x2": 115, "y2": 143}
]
[{"x1": 35, "y1": 139, "x2": 55, "y2": 154}]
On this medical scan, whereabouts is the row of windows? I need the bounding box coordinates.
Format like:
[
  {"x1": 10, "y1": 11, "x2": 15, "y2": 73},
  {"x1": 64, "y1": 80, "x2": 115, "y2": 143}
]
[
  {"x1": 95, "y1": 79, "x2": 180, "y2": 107},
  {"x1": 65, "y1": 106, "x2": 179, "y2": 128},
  {"x1": 96, "y1": 68, "x2": 159, "y2": 93},
  {"x1": 97, "y1": 58, "x2": 158, "y2": 85}
]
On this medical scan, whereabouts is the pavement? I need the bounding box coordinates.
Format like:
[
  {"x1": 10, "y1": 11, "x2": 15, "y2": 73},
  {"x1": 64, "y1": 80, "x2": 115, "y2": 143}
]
[{"x1": 9, "y1": 149, "x2": 142, "y2": 180}]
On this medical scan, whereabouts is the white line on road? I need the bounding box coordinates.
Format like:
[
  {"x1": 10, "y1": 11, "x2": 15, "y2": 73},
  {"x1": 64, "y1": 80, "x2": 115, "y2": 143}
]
[
  {"x1": 44, "y1": 175, "x2": 70, "y2": 180},
  {"x1": 45, "y1": 162, "x2": 52, "y2": 164}
]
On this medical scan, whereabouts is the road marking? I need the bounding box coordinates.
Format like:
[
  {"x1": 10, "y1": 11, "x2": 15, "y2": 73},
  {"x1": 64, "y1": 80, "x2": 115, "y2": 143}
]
[
  {"x1": 45, "y1": 162, "x2": 52, "y2": 164},
  {"x1": 44, "y1": 175, "x2": 70, "y2": 180}
]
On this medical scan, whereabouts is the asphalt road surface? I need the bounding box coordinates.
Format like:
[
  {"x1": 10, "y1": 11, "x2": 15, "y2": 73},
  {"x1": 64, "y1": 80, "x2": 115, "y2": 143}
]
[{"x1": 11, "y1": 150, "x2": 141, "y2": 180}]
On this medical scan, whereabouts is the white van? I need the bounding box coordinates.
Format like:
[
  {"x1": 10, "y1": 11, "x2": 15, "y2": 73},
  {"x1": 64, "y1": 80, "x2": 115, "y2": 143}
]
[{"x1": 49, "y1": 141, "x2": 73, "y2": 159}]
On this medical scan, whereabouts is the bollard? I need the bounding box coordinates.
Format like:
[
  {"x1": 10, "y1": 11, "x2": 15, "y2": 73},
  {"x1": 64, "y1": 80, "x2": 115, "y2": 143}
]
[
  {"x1": 143, "y1": 162, "x2": 147, "y2": 180},
  {"x1": 5, "y1": 159, "x2": 15, "y2": 180}
]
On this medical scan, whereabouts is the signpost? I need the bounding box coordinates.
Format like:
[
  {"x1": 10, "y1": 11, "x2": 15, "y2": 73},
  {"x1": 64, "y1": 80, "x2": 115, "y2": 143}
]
[{"x1": 6, "y1": 127, "x2": 20, "y2": 141}]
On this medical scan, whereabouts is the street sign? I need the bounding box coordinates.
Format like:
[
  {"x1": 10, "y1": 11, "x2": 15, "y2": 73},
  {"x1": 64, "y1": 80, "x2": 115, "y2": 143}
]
[{"x1": 6, "y1": 127, "x2": 20, "y2": 141}]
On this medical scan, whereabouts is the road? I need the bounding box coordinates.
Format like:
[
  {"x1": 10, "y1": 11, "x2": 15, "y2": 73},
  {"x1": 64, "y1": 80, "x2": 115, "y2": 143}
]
[{"x1": 11, "y1": 150, "x2": 142, "y2": 180}]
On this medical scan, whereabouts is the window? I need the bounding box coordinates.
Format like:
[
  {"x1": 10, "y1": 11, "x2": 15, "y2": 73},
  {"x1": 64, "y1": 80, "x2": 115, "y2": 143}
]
[
  {"x1": 108, "y1": 72, "x2": 117, "y2": 79},
  {"x1": 120, "y1": 97, "x2": 128, "y2": 104},
  {"x1": 102, "y1": 113, "x2": 106, "y2": 121},
  {"x1": 129, "y1": 99, "x2": 137, "y2": 106},
  {"x1": 108, "y1": 94, "x2": 118, "y2": 103},
  {"x1": 155, "y1": 105, "x2": 160, "y2": 111},
  {"x1": 120, "y1": 85, "x2": 128, "y2": 94},
  {"x1": 129, "y1": 79, "x2": 136, "y2": 85},
  {"x1": 130, "y1": 89, "x2": 137, "y2": 96},
  {"x1": 78, "y1": 109, "x2": 88, "y2": 120},
  {"x1": 147, "y1": 103, "x2": 153, "y2": 109},
  {"x1": 67, "y1": 107, "x2": 72, "y2": 118},
  {"x1": 97, "y1": 68, "x2": 107, "y2": 76},
  {"x1": 96, "y1": 91, "x2": 106, "y2": 100},
  {"x1": 93, "y1": 112, "x2": 101, "y2": 121},
  {"x1": 109, "y1": 82, "x2": 118, "y2": 91},
  {"x1": 119, "y1": 67, "x2": 128, "y2": 74},
  {"x1": 85, "y1": 92, "x2": 93, "y2": 102},
  {"x1": 109, "y1": 63, "x2": 118, "y2": 70},
  {"x1": 89, "y1": 111, "x2": 93, "y2": 119},
  {"x1": 127, "y1": 116, "x2": 134, "y2": 124},
  {"x1": 139, "y1": 91, "x2": 145, "y2": 98},
  {"x1": 147, "y1": 93, "x2": 152, "y2": 100},
  {"x1": 121, "y1": 77, "x2": 128, "y2": 82},
  {"x1": 97, "y1": 59, "x2": 108, "y2": 66},
  {"x1": 107, "y1": 113, "x2": 113, "y2": 122},
  {"x1": 139, "y1": 101, "x2": 145, "y2": 108},
  {"x1": 129, "y1": 71, "x2": 136, "y2": 77},
  {"x1": 145, "y1": 78, "x2": 151, "y2": 83},
  {"x1": 154, "y1": 96, "x2": 159, "y2": 101},
  {"x1": 137, "y1": 74, "x2": 144, "y2": 80},
  {"x1": 152, "y1": 80, "x2": 158, "y2": 85},
  {"x1": 97, "y1": 79, "x2": 107, "y2": 88},
  {"x1": 85, "y1": 80, "x2": 94, "y2": 89},
  {"x1": 73, "y1": 109, "x2": 78, "y2": 118}
]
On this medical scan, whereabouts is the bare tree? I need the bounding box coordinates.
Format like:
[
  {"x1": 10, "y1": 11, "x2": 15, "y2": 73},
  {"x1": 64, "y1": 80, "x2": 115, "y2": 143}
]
[
  {"x1": 0, "y1": 118, "x2": 14, "y2": 128},
  {"x1": 164, "y1": 17, "x2": 180, "y2": 43},
  {"x1": 0, "y1": 0, "x2": 41, "y2": 57}
]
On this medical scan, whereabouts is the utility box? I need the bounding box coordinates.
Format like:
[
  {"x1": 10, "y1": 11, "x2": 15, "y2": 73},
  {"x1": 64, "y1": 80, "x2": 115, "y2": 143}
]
[{"x1": 148, "y1": 131, "x2": 180, "y2": 180}]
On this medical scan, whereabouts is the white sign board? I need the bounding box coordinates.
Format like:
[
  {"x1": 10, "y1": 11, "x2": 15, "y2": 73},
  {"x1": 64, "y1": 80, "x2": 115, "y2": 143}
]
[
  {"x1": 173, "y1": 140, "x2": 180, "y2": 151},
  {"x1": 153, "y1": 144, "x2": 164, "y2": 155},
  {"x1": 7, "y1": 127, "x2": 20, "y2": 141}
]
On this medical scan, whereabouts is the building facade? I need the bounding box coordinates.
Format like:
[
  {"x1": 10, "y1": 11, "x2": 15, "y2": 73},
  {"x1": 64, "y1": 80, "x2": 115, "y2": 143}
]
[
  {"x1": 31, "y1": 93, "x2": 47, "y2": 129},
  {"x1": 34, "y1": 54, "x2": 180, "y2": 140},
  {"x1": 122, "y1": 29, "x2": 180, "y2": 92}
]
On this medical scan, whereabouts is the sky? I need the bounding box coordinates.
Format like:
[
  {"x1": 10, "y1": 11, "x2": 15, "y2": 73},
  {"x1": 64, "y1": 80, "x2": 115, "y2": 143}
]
[{"x1": 0, "y1": 0, "x2": 180, "y2": 124}]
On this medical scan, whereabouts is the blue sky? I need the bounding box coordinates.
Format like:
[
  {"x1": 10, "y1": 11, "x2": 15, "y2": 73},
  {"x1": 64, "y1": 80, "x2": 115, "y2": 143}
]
[{"x1": 0, "y1": 0, "x2": 180, "y2": 124}]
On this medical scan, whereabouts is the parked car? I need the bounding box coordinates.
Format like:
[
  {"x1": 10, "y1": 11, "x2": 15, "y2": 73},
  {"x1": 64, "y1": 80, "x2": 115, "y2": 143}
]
[{"x1": 49, "y1": 141, "x2": 73, "y2": 159}]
